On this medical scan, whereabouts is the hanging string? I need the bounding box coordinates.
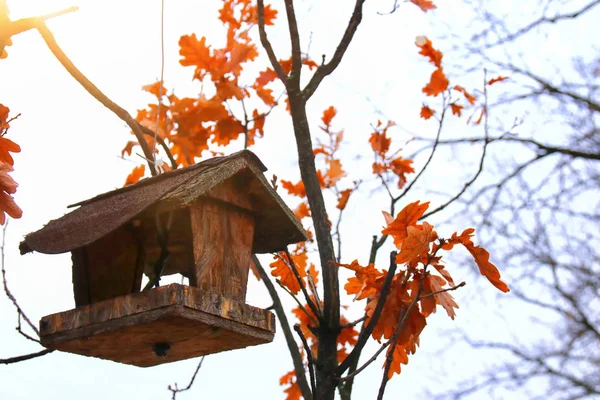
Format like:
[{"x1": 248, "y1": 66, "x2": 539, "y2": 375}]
[{"x1": 153, "y1": 0, "x2": 166, "y2": 169}]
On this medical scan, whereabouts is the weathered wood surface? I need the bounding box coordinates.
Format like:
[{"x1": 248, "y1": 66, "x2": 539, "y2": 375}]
[
  {"x1": 190, "y1": 198, "x2": 255, "y2": 302},
  {"x1": 40, "y1": 284, "x2": 275, "y2": 367},
  {"x1": 72, "y1": 225, "x2": 140, "y2": 306}
]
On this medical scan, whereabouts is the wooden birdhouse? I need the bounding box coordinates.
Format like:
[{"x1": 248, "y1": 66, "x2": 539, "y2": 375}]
[{"x1": 20, "y1": 150, "x2": 306, "y2": 367}]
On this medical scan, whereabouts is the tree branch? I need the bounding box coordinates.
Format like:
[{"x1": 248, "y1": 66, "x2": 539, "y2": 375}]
[
  {"x1": 257, "y1": 0, "x2": 289, "y2": 84},
  {"x1": 35, "y1": 21, "x2": 158, "y2": 176},
  {"x1": 0, "y1": 348, "x2": 54, "y2": 365},
  {"x1": 302, "y1": 0, "x2": 365, "y2": 100},
  {"x1": 337, "y1": 251, "x2": 398, "y2": 375},
  {"x1": 252, "y1": 255, "x2": 313, "y2": 400},
  {"x1": 283, "y1": 0, "x2": 302, "y2": 84}
]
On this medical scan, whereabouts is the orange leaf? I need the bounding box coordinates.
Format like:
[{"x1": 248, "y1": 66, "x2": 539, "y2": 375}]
[
  {"x1": 381, "y1": 201, "x2": 430, "y2": 248},
  {"x1": 453, "y1": 85, "x2": 476, "y2": 105},
  {"x1": 369, "y1": 131, "x2": 391, "y2": 156},
  {"x1": 294, "y1": 202, "x2": 311, "y2": 220},
  {"x1": 0, "y1": 136, "x2": 20, "y2": 166},
  {"x1": 450, "y1": 103, "x2": 463, "y2": 117},
  {"x1": 281, "y1": 179, "x2": 306, "y2": 197},
  {"x1": 254, "y1": 85, "x2": 276, "y2": 106},
  {"x1": 488, "y1": 76, "x2": 508, "y2": 85},
  {"x1": 142, "y1": 81, "x2": 167, "y2": 98},
  {"x1": 256, "y1": 67, "x2": 278, "y2": 86},
  {"x1": 415, "y1": 36, "x2": 442, "y2": 68},
  {"x1": 396, "y1": 222, "x2": 437, "y2": 263},
  {"x1": 445, "y1": 228, "x2": 509, "y2": 292},
  {"x1": 0, "y1": 190, "x2": 21, "y2": 224},
  {"x1": 324, "y1": 159, "x2": 345, "y2": 187},
  {"x1": 121, "y1": 141, "x2": 138, "y2": 157},
  {"x1": 389, "y1": 157, "x2": 415, "y2": 188},
  {"x1": 321, "y1": 106, "x2": 337, "y2": 127},
  {"x1": 420, "y1": 105, "x2": 435, "y2": 119},
  {"x1": 337, "y1": 189, "x2": 353, "y2": 210},
  {"x1": 279, "y1": 371, "x2": 302, "y2": 400},
  {"x1": 410, "y1": 0, "x2": 437, "y2": 12},
  {"x1": 422, "y1": 69, "x2": 449, "y2": 96},
  {"x1": 429, "y1": 275, "x2": 459, "y2": 319},
  {"x1": 270, "y1": 251, "x2": 308, "y2": 295},
  {"x1": 216, "y1": 78, "x2": 245, "y2": 100},
  {"x1": 124, "y1": 165, "x2": 145, "y2": 186}
]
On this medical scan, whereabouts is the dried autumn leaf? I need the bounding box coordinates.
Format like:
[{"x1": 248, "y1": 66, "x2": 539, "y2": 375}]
[
  {"x1": 429, "y1": 275, "x2": 459, "y2": 319},
  {"x1": 0, "y1": 136, "x2": 20, "y2": 166},
  {"x1": 488, "y1": 76, "x2": 508, "y2": 85},
  {"x1": 410, "y1": 0, "x2": 437, "y2": 12},
  {"x1": 124, "y1": 165, "x2": 145, "y2": 186},
  {"x1": 279, "y1": 371, "x2": 302, "y2": 400},
  {"x1": 142, "y1": 81, "x2": 167, "y2": 98},
  {"x1": 422, "y1": 68, "x2": 449, "y2": 97},
  {"x1": 396, "y1": 222, "x2": 437, "y2": 263},
  {"x1": 324, "y1": 159, "x2": 345, "y2": 187},
  {"x1": 337, "y1": 188, "x2": 353, "y2": 210},
  {"x1": 453, "y1": 85, "x2": 476, "y2": 105},
  {"x1": 281, "y1": 179, "x2": 306, "y2": 197},
  {"x1": 322, "y1": 106, "x2": 337, "y2": 127},
  {"x1": 415, "y1": 36, "x2": 442, "y2": 68},
  {"x1": 445, "y1": 228, "x2": 509, "y2": 292},
  {"x1": 420, "y1": 105, "x2": 435, "y2": 119},
  {"x1": 256, "y1": 67, "x2": 278, "y2": 86},
  {"x1": 369, "y1": 130, "x2": 391, "y2": 156},
  {"x1": 270, "y1": 251, "x2": 308, "y2": 295},
  {"x1": 121, "y1": 141, "x2": 138, "y2": 157},
  {"x1": 294, "y1": 202, "x2": 311, "y2": 220},
  {"x1": 450, "y1": 103, "x2": 463, "y2": 117},
  {"x1": 381, "y1": 201, "x2": 430, "y2": 248},
  {"x1": 0, "y1": 161, "x2": 21, "y2": 224}
]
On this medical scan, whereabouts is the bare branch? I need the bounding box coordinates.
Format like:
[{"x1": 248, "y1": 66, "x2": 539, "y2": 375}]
[
  {"x1": 303, "y1": 0, "x2": 366, "y2": 100},
  {"x1": 257, "y1": 0, "x2": 289, "y2": 84},
  {"x1": 168, "y1": 357, "x2": 205, "y2": 399},
  {"x1": 34, "y1": 21, "x2": 158, "y2": 176},
  {"x1": 252, "y1": 255, "x2": 313, "y2": 400}
]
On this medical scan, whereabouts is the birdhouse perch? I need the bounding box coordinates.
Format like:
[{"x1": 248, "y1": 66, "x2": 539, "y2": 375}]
[{"x1": 20, "y1": 150, "x2": 307, "y2": 367}]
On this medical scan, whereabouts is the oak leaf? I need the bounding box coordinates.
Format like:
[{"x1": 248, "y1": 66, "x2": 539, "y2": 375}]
[
  {"x1": 420, "y1": 105, "x2": 435, "y2": 119},
  {"x1": 381, "y1": 201, "x2": 430, "y2": 248},
  {"x1": 415, "y1": 36, "x2": 442, "y2": 68},
  {"x1": 270, "y1": 251, "x2": 308, "y2": 295},
  {"x1": 281, "y1": 179, "x2": 306, "y2": 197},
  {"x1": 453, "y1": 85, "x2": 476, "y2": 105},
  {"x1": 337, "y1": 188, "x2": 353, "y2": 210},
  {"x1": 429, "y1": 275, "x2": 459, "y2": 319},
  {"x1": 422, "y1": 69, "x2": 449, "y2": 96},
  {"x1": 321, "y1": 106, "x2": 337, "y2": 127},
  {"x1": 124, "y1": 165, "x2": 145, "y2": 186},
  {"x1": 410, "y1": 0, "x2": 437, "y2": 12},
  {"x1": 488, "y1": 76, "x2": 508, "y2": 85},
  {"x1": 396, "y1": 222, "x2": 437, "y2": 264},
  {"x1": 450, "y1": 103, "x2": 463, "y2": 117},
  {"x1": 0, "y1": 136, "x2": 20, "y2": 166}
]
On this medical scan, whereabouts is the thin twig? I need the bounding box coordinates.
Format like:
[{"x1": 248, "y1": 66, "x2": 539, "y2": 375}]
[
  {"x1": 0, "y1": 348, "x2": 54, "y2": 365},
  {"x1": 257, "y1": 0, "x2": 288, "y2": 84},
  {"x1": 253, "y1": 255, "x2": 313, "y2": 400},
  {"x1": 293, "y1": 324, "x2": 317, "y2": 396},
  {"x1": 168, "y1": 356, "x2": 205, "y2": 400},
  {"x1": 282, "y1": 249, "x2": 322, "y2": 320}
]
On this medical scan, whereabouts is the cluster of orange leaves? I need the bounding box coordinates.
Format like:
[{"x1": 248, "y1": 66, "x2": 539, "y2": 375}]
[
  {"x1": 280, "y1": 106, "x2": 357, "y2": 222},
  {"x1": 123, "y1": 0, "x2": 321, "y2": 185},
  {"x1": 416, "y1": 36, "x2": 508, "y2": 123},
  {"x1": 338, "y1": 201, "x2": 508, "y2": 378},
  {"x1": 369, "y1": 120, "x2": 415, "y2": 189},
  {"x1": 0, "y1": 104, "x2": 22, "y2": 224}
]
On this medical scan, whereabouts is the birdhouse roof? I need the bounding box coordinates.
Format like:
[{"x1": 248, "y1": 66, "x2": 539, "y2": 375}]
[{"x1": 20, "y1": 150, "x2": 307, "y2": 255}]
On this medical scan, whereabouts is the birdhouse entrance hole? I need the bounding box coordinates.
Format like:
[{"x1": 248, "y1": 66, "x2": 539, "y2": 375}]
[{"x1": 21, "y1": 151, "x2": 307, "y2": 367}]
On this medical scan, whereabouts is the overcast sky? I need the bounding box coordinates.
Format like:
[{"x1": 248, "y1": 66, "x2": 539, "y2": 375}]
[{"x1": 0, "y1": 0, "x2": 563, "y2": 398}]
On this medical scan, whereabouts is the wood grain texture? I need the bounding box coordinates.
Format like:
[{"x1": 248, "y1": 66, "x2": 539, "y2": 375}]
[
  {"x1": 190, "y1": 198, "x2": 255, "y2": 302},
  {"x1": 40, "y1": 284, "x2": 275, "y2": 367}
]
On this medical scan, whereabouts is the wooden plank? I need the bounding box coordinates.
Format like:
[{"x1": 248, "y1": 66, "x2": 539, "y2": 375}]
[
  {"x1": 72, "y1": 247, "x2": 91, "y2": 306},
  {"x1": 82, "y1": 225, "x2": 140, "y2": 304},
  {"x1": 39, "y1": 284, "x2": 275, "y2": 367},
  {"x1": 189, "y1": 199, "x2": 255, "y2": 302}
]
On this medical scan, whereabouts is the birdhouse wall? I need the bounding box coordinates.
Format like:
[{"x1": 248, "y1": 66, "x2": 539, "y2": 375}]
[
  {"x1": 72, "y1": 225, "x2": 141, "y2": 307},
  {"x1": 190, "y1": 198, "x2": 255, "y2": 302}
]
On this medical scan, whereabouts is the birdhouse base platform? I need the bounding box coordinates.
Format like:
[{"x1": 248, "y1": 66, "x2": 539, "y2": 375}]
[{"x1": 39, "y1": 284, "x2": 276, "y2": 367}]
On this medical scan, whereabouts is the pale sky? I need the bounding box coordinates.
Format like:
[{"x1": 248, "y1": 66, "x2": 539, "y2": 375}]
[{"x1": 0, "y1": 0, "x2": 568, "y2": 398}]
